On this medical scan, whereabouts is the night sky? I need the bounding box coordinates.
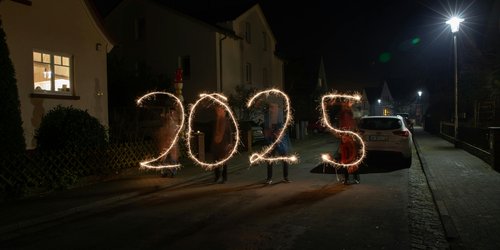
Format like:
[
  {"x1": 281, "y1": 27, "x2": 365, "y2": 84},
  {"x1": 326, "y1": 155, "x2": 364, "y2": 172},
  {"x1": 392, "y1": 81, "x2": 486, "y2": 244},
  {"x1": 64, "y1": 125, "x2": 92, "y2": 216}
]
[{"x1": 93, "y1": 0, "x2": 495, "y2": 100}]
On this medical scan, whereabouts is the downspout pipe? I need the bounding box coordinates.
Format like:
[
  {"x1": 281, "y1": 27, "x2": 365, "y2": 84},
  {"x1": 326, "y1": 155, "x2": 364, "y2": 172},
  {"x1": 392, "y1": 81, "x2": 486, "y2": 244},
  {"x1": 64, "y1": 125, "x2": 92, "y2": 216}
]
[{"x1": 219, "y1": 33, "x2": 227, "y2": 92}]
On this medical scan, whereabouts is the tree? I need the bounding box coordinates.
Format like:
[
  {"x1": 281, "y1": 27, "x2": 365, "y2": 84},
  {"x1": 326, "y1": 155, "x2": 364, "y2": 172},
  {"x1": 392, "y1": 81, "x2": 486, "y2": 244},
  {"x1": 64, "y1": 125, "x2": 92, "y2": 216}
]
[
  {"x1": 0, "y1": 19, "x2": 26, "y2": 154},
  {"x1": 228, "y1": 84, "x2": 258, "y2": 121}
]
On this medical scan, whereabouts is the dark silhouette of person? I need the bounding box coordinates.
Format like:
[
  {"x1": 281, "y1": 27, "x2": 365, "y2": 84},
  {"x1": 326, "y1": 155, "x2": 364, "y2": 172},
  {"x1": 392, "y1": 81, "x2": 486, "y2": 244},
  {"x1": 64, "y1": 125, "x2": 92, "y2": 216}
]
[{"x1": 212, "y1": 105, "x2": 233, "y2": 184}]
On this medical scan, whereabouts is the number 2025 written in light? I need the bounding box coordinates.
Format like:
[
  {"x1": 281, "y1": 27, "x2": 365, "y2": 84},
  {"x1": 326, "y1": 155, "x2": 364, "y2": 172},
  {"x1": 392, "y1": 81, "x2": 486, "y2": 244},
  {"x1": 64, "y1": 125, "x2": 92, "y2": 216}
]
[{"x1": 137, "y1": 89, "x2": 365, "y2": 170}]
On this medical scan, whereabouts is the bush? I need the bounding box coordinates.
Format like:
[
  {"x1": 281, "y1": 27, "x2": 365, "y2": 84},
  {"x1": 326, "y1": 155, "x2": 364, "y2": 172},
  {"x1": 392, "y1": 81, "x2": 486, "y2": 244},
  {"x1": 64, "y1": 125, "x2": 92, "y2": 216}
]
[{"x1": 35, "y1": 106, "x2": 108, "y2": 150}]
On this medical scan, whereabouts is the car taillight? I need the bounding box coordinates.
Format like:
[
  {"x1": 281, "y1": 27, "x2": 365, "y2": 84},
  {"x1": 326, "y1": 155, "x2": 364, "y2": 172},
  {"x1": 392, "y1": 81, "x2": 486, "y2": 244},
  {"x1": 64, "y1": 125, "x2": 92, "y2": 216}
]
[{"x1": 393, "y1": 130, "x2": 410, "y2": 137}]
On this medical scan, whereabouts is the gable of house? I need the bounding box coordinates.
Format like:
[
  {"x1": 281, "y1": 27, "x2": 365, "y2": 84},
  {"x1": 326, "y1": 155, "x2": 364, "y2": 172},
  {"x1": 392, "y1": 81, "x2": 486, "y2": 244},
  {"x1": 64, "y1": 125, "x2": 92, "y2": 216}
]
[
  {"x1": 228, "y1": 4, "x2": 283, "y2": 90},
  {"x1": 0, "y1": 0, "x2": 113, "y2": 148},
  {"x1": 380, "y1": 81, "x2": 394, "y2": 103}
]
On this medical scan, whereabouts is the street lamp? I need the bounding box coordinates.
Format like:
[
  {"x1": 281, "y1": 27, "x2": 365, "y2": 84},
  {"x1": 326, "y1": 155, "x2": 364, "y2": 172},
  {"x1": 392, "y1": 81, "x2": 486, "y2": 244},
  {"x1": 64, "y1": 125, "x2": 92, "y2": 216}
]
[
  {"x1": 377, "y1": 99, "x2": 383, "y2": 116},
  {"x1": 417, "y1": 90, "x2": 423, "y2": 125},
  {"x1": 446, "y1": 16, "x2": 463, "y2": 145}
]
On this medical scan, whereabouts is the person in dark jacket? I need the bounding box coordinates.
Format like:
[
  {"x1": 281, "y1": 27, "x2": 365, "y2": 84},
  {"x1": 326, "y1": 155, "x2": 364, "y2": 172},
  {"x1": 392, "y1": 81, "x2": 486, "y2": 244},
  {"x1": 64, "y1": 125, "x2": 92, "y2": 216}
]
[
  {"x1": 212, "y1": 105, "x2": 233, "y2": 184},
  {"x1": 264, "y1": 103, "x2": 292, "y2": 184}
]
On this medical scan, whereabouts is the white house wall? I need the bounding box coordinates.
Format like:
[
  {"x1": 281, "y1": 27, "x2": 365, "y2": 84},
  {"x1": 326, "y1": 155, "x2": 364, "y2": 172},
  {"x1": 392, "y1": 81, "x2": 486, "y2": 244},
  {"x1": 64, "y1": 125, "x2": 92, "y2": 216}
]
[
  {"x1": 105, "y1": 0, "x2": 218, "y2": 104},
  {"x1": 0, "y1": 0, "x2": 111, "y2": 149},
  {"x1": 229, "y1": 5, "x2": 283, "y2": 92}
]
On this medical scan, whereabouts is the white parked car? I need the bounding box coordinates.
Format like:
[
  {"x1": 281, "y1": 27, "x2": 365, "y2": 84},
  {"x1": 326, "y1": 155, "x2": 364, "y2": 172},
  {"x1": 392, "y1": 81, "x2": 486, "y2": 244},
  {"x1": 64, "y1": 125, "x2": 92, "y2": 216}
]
[
  {"x1": 358, "y1": 115, "x2": 413, "y2": 167},
  {"x1": 249, "y1": 121, "x2": 265, "y2": 143}
]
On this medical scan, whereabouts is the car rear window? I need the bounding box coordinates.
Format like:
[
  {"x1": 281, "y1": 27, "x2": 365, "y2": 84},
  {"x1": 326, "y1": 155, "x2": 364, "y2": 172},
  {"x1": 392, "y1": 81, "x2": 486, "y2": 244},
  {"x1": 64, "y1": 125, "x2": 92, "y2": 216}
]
[{"x1": 359, "y1": 118, "x2": 402, "y2": 130}]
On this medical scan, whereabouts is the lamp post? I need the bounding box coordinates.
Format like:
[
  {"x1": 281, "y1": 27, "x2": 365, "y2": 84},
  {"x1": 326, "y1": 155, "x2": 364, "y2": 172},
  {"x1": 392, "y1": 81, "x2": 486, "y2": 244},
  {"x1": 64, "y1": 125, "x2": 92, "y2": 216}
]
[
  {"x1": 377, "y1": 99, "x2": 382, "y2": 116},
  {"x1": 446, "y1": 16, "x2": 463, "y2": 145},
  {"x1": 417, "y1": 90, "x2": 422, "y2": 125}
]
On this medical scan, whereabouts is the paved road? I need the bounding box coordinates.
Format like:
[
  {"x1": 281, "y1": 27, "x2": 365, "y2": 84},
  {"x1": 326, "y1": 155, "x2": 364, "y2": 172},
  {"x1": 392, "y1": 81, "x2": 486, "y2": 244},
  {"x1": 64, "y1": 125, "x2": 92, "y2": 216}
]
[{"x1": 1, "y1": 134, "x2": 415, "y2": 250}]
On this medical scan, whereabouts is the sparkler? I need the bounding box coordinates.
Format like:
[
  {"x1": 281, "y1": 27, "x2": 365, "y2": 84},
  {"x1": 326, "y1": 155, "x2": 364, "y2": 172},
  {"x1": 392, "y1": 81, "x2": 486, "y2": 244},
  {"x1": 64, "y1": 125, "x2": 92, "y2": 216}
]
[
  {"x1": 136, "y1": 91, "x2": 185, "y2": 170},
  {"x1": 186, "y1": 93, "x2": 240, "y2": 170},
  {"x1": 246, "y1": 89, "x2": 298, "y2": 164},
  {"x1": 320, "y1": 93, "x2": 366, "y2": 168}
]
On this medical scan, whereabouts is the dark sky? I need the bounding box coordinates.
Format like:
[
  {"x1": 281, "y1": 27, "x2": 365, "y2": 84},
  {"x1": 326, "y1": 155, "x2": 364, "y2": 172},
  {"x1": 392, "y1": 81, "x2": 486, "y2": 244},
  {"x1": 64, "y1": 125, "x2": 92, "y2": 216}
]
[{"x1": 94, "y1": 0, "x2": 495, "y2": 99}]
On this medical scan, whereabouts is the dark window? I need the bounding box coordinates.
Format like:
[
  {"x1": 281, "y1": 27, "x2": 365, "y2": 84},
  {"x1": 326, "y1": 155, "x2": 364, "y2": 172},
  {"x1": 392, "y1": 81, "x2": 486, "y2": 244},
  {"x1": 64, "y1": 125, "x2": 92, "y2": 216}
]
[
  {"x1": 245, "y1": 22, "x2": 251, "y2": 43},
  {"x1": 262, "y1": 32, "x2": 267, "y2": 51},
  {"x1": 181, "y1": 56, "x2": 191, "y2": 79},
  {"x1": 12, "y1": 0, "x2": 32, "y2": 5},
  {"x1": 135, "y1": 17, "x2": 146, "y2": 40}
]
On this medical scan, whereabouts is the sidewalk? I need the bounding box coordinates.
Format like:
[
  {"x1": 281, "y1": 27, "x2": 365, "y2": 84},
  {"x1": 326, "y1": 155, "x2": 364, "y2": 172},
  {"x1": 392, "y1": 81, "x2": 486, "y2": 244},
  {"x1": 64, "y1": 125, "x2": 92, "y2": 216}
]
[{"x1": 413, "y1": 127, "x2": 500, "y2": 250}]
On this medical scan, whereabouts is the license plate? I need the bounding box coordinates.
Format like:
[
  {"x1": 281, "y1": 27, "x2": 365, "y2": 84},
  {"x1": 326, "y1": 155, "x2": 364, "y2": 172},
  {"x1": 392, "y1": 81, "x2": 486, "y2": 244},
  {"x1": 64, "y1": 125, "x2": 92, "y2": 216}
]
[{"x1": 369, "y1": 135, "x2": 387, "y2": 141}]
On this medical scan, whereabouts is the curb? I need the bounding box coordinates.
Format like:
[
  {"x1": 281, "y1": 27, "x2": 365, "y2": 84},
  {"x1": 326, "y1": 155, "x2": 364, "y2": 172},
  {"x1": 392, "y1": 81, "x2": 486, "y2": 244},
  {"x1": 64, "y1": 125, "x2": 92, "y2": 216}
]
[{"x1": 412, "y1": 133, "x2": 463, "y2": 248}]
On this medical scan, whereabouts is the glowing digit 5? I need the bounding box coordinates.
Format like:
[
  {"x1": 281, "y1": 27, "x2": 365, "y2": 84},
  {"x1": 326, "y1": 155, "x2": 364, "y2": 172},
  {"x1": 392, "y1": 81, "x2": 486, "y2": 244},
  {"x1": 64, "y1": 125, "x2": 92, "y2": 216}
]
[
  {"x1": 320, "y1": 93, "x2": 366, "y2": 168},
  {"x1": 136, "y1": 92, "x2": 185, "y2": 170},
  {"x1": 247, "y1": 89, "x2": 297, "y2": 165},
  {"x1": 186, "y1": 93, "x2": 240, "y2": 170}
]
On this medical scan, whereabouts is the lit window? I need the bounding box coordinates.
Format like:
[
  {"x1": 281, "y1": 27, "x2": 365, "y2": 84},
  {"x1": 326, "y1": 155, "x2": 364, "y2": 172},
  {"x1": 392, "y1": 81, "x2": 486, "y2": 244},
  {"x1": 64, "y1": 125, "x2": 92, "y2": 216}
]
[
  {"x1": 383, "y1": 108, "x2": 390, "y2": 116},
  {"x1": 245, "y1": 63, "x2": 252, "y2": 83},
  {"x1": 33, "y1": 50, "x2": 72, "y2": 94}
]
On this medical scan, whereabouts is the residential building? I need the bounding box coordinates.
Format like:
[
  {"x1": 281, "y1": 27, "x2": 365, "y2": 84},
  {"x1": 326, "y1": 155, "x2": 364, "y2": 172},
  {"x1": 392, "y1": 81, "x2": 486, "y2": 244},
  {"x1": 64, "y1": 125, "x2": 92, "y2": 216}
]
[
  {"x1": 364, "y1": 81, "x2": 394, "y2": 116},
  {"x1": 104, "y1": 0, "x2": 283, "y2": 106},
  {"x1": 0, "y1": 0, "x2": 113, "y2": 148}
]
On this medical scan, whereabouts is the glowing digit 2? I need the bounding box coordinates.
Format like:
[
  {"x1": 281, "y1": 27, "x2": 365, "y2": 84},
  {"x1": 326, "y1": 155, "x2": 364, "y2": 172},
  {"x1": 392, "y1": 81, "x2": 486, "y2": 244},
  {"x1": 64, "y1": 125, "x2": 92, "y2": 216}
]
[
  {"x1": 320, "y1": 93, "x2": 366, "y2": 168},
  {"x1": 247, "y1": 89, "x2": 298, "y2": 165},
  {"x1": 136, "y1": 91, "x2": 185, "y2": 170}
]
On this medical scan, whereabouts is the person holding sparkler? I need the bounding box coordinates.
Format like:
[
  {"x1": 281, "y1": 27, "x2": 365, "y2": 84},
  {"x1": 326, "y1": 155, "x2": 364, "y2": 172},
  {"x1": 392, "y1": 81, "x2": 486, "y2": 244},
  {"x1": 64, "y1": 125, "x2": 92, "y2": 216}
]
[
  {"x1": 264, "y1": 103, "x2": 292, "y2": 184},
  {"x1": 212, "y1": 104, "x2": 234, "y2": 184}
]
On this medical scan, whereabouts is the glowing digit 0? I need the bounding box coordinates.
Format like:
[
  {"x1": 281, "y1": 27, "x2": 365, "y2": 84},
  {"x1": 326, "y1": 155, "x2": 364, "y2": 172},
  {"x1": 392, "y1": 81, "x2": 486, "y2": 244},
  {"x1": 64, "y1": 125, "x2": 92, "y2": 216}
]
[
  {"x1": 320, "y1": 93, "x2": 366, "y2": 168},
  {"x1": 136, "y1": 91, "x2": 185, "y2": 170},
  {"x1": 186, "y1": 93, "x2": 240, "y2": 170},
  {"x1": 247, "y1": 89, "x2": 298, "y2": 165}
]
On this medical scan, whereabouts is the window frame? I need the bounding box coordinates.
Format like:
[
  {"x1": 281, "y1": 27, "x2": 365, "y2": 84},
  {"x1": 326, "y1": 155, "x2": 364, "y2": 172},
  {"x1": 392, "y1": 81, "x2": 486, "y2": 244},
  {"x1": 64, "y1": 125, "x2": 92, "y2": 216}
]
[{"x1": 32, "y1": 49, "x2": 75, "y2": 97}]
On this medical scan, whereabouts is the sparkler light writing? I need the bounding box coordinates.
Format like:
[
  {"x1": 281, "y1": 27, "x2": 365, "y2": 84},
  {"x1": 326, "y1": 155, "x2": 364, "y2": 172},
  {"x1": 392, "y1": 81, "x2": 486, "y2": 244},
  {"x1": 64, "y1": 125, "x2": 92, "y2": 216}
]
[
  {"x1": 246, "y1": 89, "x2": 298, "y2": 165},
  {"x1": 136, "y1": 91, "x2": 185, "y2": 170},
  {"x1": 186, "y1": 93, "x2": 240, "y2": 170},
  {"x1": 320, "y1": 93, "x2": 366, "y2": 168}
]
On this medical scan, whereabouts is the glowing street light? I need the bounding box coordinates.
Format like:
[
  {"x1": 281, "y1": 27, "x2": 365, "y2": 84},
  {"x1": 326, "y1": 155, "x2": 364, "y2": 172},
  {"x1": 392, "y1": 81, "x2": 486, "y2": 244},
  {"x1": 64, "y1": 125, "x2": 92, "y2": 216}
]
[
  {"x1": 447, "y1": 16, "x2": 464, "y2": 145},
  {"x1": 417, "y1": 90, "x2": 422, "y2": 97},
  {"x1": 446, "y1": 17, "x2": 464, "y2": 33}
]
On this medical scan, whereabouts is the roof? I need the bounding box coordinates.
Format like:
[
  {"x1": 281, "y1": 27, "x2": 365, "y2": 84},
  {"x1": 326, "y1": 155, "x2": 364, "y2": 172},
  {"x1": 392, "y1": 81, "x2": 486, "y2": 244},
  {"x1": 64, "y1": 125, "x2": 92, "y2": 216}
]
[
  {"x1": 364, "y1": 86, "x2": 382, "y2": 104},
  {"x1": 83, "y1": 0, "x2": 115, "y2": 52},
  {"x1": 106, "y1": 0, "x2": 241, "y2": 39},
  {"x1": 155, "y1": 0, "x2": 258, "y2": 24}
]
